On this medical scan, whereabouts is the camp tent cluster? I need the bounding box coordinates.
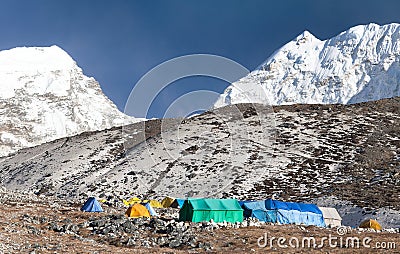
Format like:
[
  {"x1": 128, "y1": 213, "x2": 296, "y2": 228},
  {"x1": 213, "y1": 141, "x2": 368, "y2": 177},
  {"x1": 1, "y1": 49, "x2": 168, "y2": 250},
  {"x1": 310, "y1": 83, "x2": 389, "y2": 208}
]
[
  {"x1": 80, "y1": 197, "x2": 383, "y2": 231},
  {"x1": 81, "y1": 197, "x2": 159, "y2": 217}
]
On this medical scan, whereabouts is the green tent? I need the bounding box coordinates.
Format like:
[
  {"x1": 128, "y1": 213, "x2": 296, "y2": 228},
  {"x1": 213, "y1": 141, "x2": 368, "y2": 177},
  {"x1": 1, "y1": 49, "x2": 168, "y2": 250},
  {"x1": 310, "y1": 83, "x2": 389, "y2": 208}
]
[{"x1": 179, "y1": 198, "x2": 243, "y2": 223}]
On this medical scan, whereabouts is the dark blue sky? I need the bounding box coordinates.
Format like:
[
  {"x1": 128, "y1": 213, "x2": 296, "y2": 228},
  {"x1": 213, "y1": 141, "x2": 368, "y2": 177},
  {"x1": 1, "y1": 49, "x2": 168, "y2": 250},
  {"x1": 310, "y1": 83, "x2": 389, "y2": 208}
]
[{"x1": 1, "y1": 0, "x2": 400, "y2": 117}]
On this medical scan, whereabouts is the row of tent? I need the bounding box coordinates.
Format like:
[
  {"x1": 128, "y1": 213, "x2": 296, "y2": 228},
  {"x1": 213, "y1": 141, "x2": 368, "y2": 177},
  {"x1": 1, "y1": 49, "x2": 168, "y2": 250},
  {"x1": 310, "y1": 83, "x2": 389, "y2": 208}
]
[
  {"x1": 81, "y1": 197, "x2": 382, "y2": 230},
  {"x1": 82, "y1": 196, "x2": 186, "y2": 214},
  {"x1": 81, "y1": 197, "x2": 341, "y2": 227},
  {"x1": 179, "y1": 198, "x2": 381, "y2": 229},
  {"x1": 81, "y1": 197, "x2": 158, "y2": 217},
  {"x1": 177, "y1": 198, "x2": 340, "y2": 227},
  {"x1": 178, "y1": 198, "x2": 331, "y2": 226}
]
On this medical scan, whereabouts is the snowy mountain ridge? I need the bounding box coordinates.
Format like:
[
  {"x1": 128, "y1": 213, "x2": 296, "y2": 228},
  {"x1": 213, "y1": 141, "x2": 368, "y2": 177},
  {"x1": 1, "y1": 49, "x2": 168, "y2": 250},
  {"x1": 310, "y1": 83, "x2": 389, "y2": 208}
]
[
  {"x1": 0, "y1": 45, "x2": 140, "y2": 157},
  {"x1": 214, "y1": 23, "x2": 400, "y2": 107}
]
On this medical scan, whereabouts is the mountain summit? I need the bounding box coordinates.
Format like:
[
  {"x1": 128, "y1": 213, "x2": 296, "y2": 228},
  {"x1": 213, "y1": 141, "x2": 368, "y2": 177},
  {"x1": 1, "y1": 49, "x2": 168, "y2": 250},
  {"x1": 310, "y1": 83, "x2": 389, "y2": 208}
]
[
  {"x1": 214, "y1": 23, "x2": 400, "y2": 107},
  {"x1": 0, "y1": 45, "x2": 138, "y2": 157}
]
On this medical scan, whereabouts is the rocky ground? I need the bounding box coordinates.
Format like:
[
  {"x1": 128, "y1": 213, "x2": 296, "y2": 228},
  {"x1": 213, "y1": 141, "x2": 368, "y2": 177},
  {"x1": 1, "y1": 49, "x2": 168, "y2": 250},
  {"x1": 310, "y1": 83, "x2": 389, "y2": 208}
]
[{"x1": 0, "y1": 188, "x2": 399, "y2": 253}]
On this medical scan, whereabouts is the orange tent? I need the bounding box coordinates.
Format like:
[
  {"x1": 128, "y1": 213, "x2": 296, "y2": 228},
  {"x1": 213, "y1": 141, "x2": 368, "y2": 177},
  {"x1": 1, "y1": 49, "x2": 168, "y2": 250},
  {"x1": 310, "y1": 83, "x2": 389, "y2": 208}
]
[
  {"x1": 125, "y1": 203, "x2": 150, "y2": 218},
  {"x1": 359, "y1": 219, "x2": 382, "y2": 230}
]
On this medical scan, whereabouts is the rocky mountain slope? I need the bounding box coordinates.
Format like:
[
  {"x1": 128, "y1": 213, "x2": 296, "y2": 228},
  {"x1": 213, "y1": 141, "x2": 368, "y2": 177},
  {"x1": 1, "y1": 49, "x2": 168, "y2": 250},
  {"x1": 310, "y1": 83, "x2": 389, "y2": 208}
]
[
  {"x1": 215, "y1": 23, "x2": 400, "y2": 108},
  {"x1": 0, "y1": 46, "x2": 139, "y2": 157},
  {"x1": 0, "y1": 97, "x2": 398, "y2": 226}
]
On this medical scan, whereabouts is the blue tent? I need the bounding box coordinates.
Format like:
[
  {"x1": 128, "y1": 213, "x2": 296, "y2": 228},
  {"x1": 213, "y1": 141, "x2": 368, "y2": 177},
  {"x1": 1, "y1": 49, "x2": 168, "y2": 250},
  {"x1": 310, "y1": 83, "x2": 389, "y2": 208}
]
[
  {"x1": 242, "y1": 201, "x2": 276, "y2": 222},
  {"x1": 238, "y1": 200, "x2": 255, "y2": 207},
  {"x1": 176, "y1": 199, "x2": 185, "y2": 207},
  {"x1": 171, "y1": 198, "x2": 186, "y2": 208},
  {"x1": 144, "y1": 203, "x2": 158, "y2": 216},
  {"x1": 265, "y1": 199, "x2": 325, "y2": 227},
  {"x1": 81, "y1": 197, "x2": 103, "y2": 212}
]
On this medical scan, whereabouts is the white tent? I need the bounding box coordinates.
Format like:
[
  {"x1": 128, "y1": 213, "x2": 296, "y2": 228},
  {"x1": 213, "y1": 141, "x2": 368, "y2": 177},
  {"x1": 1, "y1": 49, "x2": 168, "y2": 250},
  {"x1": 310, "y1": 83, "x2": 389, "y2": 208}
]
[{"x1": 319, "y1": 207, "x2": 342, "y2": 227}]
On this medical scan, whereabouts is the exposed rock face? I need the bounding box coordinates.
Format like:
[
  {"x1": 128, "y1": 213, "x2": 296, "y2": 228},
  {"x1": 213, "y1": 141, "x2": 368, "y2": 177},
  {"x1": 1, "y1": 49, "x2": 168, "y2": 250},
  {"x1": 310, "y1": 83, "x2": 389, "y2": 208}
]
[
  {"x1": 215, "y1": 23, "x2": 400, "y2": 108},
  {"x1": 0, "y1": 46, "x2": 139, "y2": 157}
]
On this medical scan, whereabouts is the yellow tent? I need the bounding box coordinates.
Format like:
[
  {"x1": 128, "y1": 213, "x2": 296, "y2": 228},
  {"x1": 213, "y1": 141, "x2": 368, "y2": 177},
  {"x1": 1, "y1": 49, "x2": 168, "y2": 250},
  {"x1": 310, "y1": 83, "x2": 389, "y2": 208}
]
[
  {"x1": 122, "y1": 199, "x2": 130, "y2": 207},
  {"x1": 122, "y1": 197, "x2": 142, "y2": 207},
  {"x1": 161, "y1": 197, "x2": 175, "y2": 208},
  {"x1": 149, "y1": 199, "x2": 163, "y2": 208},
  {"x1": 359, "y1": 219, "x2": 382, "y2": 230},
  {"x1": 99, "y1": 199, "x2": 107, "y2": 203},
  {"x1": 128, "y1": 197, "x2": 142, "y2": 204},
  {"x1": 125, "y1": 203, "x2": 150, "y2": 218}
]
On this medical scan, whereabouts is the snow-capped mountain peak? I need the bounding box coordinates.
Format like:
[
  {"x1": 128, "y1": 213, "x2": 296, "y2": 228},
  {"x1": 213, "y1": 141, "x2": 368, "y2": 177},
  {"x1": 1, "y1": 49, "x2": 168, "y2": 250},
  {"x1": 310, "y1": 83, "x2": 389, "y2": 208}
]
[
  {"x1": 0, "y1": 45, "x2": 74, "y2": 71},
  {"x1": 215, "y1": 23, "x2": 400, "y2": 108},
  {"x1": 0, "y1": 46, "x2": 77, "y2": 99},
  {"x1": 295, "y1": 30, "x2": 316, "y2": 41},
  {"x1": 0, "y1": 45, "x2": 139, "y2": 157}
]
